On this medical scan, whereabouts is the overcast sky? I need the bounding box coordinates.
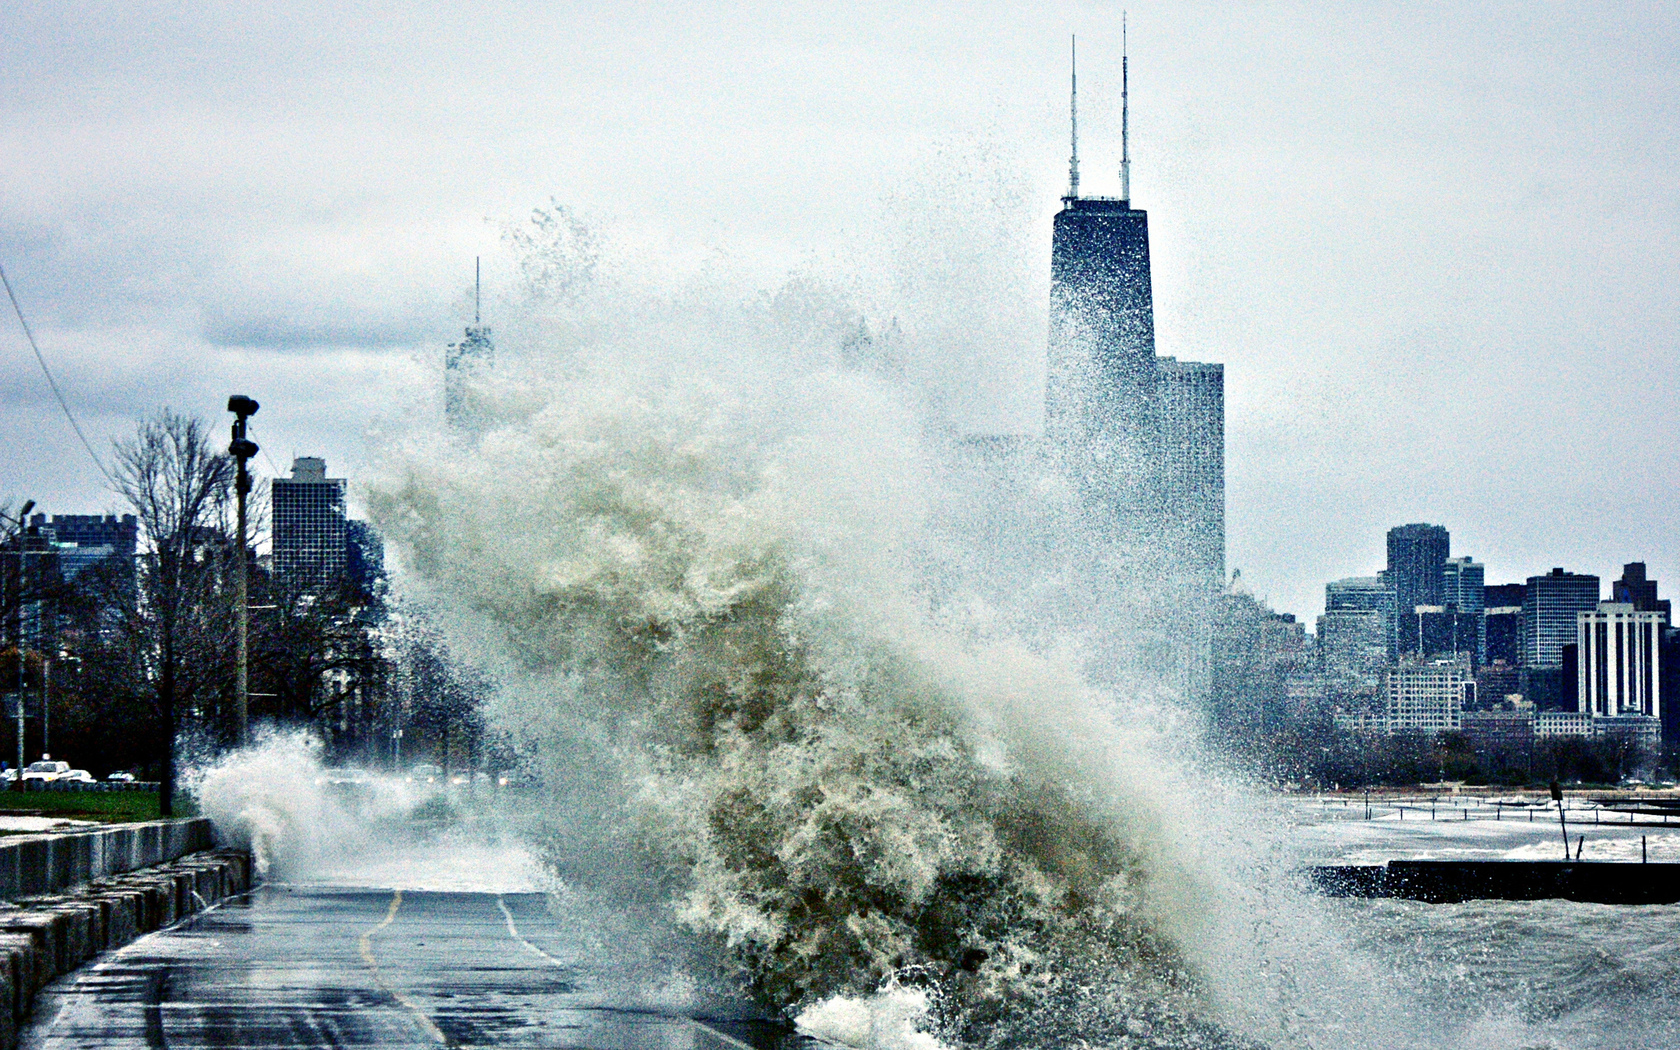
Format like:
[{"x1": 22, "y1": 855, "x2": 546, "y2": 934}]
[{"x1": 2, "y1": 1, "x2": 1676, "y2": 621}]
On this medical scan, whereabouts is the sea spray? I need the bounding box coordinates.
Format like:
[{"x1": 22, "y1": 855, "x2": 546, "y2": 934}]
[
  {"x1": 192, "y1": 730, "x2": 547, "y2": 892},
  {"x1": 193, "y1": 731, "x2": 333, "y2": 877},
  {"x1": 369, "y1": 351, "x2": 1234, "y2": 1042}
]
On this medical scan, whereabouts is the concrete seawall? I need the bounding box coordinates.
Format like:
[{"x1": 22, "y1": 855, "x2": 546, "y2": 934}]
[
  {"x1": 0, "y1": 818, "x2": 214, "y2": 903},
  {"x1": 0, "y1": 819, "x2": 248, "y2": 1047},
  {"x1": 1311, "y1": 860, "x2": 1680, "y2": 904}
]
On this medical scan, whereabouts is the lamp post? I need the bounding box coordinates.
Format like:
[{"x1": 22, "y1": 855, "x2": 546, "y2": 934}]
[{"x1": 227, "y1": 396, "x2": 260, "y2": 747}]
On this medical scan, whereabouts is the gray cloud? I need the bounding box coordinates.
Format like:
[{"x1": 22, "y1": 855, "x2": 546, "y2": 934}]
[{"x1": 2, "y1": 0, "x2": 1677, "y2": 618}]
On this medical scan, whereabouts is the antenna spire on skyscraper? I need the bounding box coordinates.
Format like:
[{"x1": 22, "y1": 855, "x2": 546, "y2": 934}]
[
  {"x1": 1121, "y1": 13, "x2": 1131, "y2": 204},
  {"x1": 1067, "y1": 35, "x2": 1080, "y2": 200}
]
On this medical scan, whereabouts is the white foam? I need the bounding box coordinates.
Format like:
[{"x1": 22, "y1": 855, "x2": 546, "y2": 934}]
[{"x1": 795, "y1": 986, "x2": 949, "y2": 1050}]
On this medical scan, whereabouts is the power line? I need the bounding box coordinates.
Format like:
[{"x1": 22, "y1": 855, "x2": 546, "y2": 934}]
[
  {"x1": 245, "y1": 421, "x2": 285, "y2": 477},
  {"x1": 0, "y1": 262, "x2": 115, "y2": 487}
]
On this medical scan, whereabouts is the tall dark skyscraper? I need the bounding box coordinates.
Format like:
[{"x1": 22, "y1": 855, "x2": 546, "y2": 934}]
[
  {"x1": 272, "y1": 457, "x2": 347, "y2": 593},
  {"x1": 1385, "y1": 523, "x2": 1450, "y2": 658},
  {"x1": 1046, "y1": 31, "x2": 1160, "y2": 516},
  {"x1": 1441, "y1": 555, "x2": 1486, "y2": 661},
  {"x1": 1524, "y1": 567, "x2": 1601, "y2": 668},
  {"x1": 1046, "y1": 196, "x2": 1159, "y2": 479},
  {"x1": 32, "y1": 513, "x2": 138, "y2": 580},
  {"x1": 1042, "y1": 36, "x2": 1226, "y2": 702}
]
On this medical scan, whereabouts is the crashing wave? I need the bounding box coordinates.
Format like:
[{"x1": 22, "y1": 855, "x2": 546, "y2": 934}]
[{"x1": 369, "y1": 354, "x2": 1245, "y2": 1045}]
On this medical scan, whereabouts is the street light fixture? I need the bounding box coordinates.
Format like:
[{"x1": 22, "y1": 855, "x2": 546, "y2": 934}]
[{"x1": 228, "y1": 395, "x2": 259, "y2": 747}]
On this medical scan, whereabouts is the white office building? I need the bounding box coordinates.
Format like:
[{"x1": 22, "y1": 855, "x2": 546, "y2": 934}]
[
  {"x1": 1383, "y1": 660, "x2": 1472, "y2": 734},
  {"x1": 1578, "y1": 602, "x2": 1664, "y2": 722}
]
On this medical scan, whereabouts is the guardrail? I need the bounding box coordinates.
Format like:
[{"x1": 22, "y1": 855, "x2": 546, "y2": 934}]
[{"x1": 4, "y1": 780, "x2": 159, "y2": 793}]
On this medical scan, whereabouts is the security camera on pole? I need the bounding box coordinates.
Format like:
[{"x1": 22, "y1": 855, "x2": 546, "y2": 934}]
[{"x1": 227, "y1": 395, "x2": 259, "y2": 747}]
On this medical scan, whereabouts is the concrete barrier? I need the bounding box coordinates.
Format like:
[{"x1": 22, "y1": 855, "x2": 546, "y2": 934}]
[
  {"x1": 1310, "y1": 860, "x2": 1680, "y2": 904},
  {"x1": 0, "y1": 848, "x2": 250, "y2": 1046},
  {"x1": 0, "y1": 818, "x2": 213, "y2": 902}
]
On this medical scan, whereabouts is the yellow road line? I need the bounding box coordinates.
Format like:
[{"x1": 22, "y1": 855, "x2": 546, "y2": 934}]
[{"x1": 358, "y1": 889, "x2": 451, "y2": 1046}]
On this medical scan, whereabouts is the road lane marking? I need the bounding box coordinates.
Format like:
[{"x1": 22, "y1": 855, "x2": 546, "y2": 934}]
[
  {"x1": 493, "y1": 894, "x2": 759, "y2": 1050},
  {"x1": 358, "y1": 889, "x2": 452, "y2": 1046}
]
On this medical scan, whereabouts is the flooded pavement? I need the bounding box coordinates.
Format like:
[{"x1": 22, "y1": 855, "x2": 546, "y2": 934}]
[{"x1": 21, "y1": 885, "x2": 797, "y2": 1049}]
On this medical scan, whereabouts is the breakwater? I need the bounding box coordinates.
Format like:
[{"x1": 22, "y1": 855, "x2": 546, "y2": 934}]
[
  {"x1": 0, "y1": 820, "x2": 251, "y2": 1047},
  {"x1": 1310, "y1": 860, "x2": 1680, "y2": 905},
  {"x1": 0, "y1": 818, "x2": 214, "y2": 901}
]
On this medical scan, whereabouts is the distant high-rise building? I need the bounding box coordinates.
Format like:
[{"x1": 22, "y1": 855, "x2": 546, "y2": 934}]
[
  {"x1": 1402, "y1": 605, "x2": 1482, "y2": 666},
  {"x1": 1484, "y1": 583, "x2": 1526, "y2": 609},
  {"x1": 1578, "y1": 602, "x2": 1664, "y2": 725},
  {"x1": 1485, "y1": 607, "x2": 1523, "y2": 667},
  {"x1": 1156, "y1": 357, "x2": 1225, "y2": 588},
  {"x1": 1524, "y1": 568, "x2": 1600, "y2": 668},
  {"x1": 1383, "y1": 659, "x2": 1472, "y2": 734},
  {"x1": 1047, "y1": 195, "x2": 1160, "y2": 511},
  {"x1": 1318, "y1": 608, "x2": 1387, "y2": 689},
  {"x1": 1327, "y1": 576, "x2": 1393, "y2": 616},
  {"x1": 1483, "y1": 581, "x2": 1526, "y2": 666},
  {"x1": 32, "y1": 513, "x2": 137, "y2": 580},
  {"x1": 272, "y1": 457, "x2": 347, "y2": 593},
  {"x1": 1612, "y1": 562, "x2": 1671, "y2": 624},
  {"x1": 1662, "y1": 626, "x2": 1680, "y2": 752},
  {"x1": 1386, "y1": 524, "x2": 1450, "y2": 657},
  {"x1": 1041, "y1": 43, "x2": 1225, "y2": 705},
  {"x1": 446, "y1": 258, "x2": 495, "y2": 429},
  {"x1": 1477, "y1": 661, "x2": 1521, "y2": 707},
  {"x1": 1441, "y1": 555, "x2": 1485, "y2": 660}
]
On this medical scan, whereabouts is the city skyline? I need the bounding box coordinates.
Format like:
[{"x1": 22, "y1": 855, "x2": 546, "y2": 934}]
[{"x1": 2, "y1": 2, "x2": 1676, "y2": 621}]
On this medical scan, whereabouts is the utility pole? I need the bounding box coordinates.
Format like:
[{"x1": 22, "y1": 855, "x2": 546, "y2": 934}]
[
  {"x1": 40, "y1": 657, "x2": 48, "y2": 757},
  {"x1": 227, "y1": 396, "x2": 260, "y2": 747},
  {"x1": 2, "y1": 500, "x2": 33, "y2": 791}
]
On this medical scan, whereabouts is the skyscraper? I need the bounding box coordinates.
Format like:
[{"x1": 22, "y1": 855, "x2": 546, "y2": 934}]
[
  {"x1": 1441, "y1": 555, "x2": 1486, "y2": 660},
  {"x1": 1523, "y1": 568, "x2": 1601, "y2": 667},
  {"x1": 272, "y1": 457, "x2": 347, "y2": 593},
  {"x1": 1156, "y1": 357, "x2": 1225, "y2": 587},
  {"x1": 1043, "y1": 36, "x2": 1226, "y2": 703},
  {"x1": 1386, "y1": 524, "x2": 1450, "y2": 658},
  {"x1": 1483, "y1": 581, "x2": 1526, "y2": 667},
  {"x1": 1577, "y1": 602, "x2": 1664, "y2": 723},
  {"x1": 32, "y1": 513, "x2": 137, "y2": 581},
  {"x1": 1046, "y1": 194, "x2": 1160, "y2": 504}
]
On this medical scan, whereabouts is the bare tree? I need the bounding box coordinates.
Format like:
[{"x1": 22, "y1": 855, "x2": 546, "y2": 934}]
[{"x1": 110, "y1": 410, "x2": 234, "y2": 816}]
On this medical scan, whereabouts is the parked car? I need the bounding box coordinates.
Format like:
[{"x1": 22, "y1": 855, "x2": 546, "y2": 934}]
[
  {"x1": 407, "y1": 763, "x2": 443, "y2": 784},
  {"x1": 106, "y1": 771, "x2": 136, "y2": 783},
  {"x1": 60, "y1": 769, "x2": 96, "y2": 784},
  {"x1": 21, "y1": 760, "x2": 71, "y2": 784},
  {"x1": 1, "y1": 769, "x2": 15, "y2": 783}
]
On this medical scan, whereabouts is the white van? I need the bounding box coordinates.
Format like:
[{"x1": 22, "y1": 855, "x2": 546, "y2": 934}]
[{"x1": 21, "y1": 760, "x2": 71, "y2": 784}]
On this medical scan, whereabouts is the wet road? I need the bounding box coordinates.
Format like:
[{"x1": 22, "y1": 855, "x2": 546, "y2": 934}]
[{"x1": 21, "y1": 886, "x2": 798, "y2": 1049}]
